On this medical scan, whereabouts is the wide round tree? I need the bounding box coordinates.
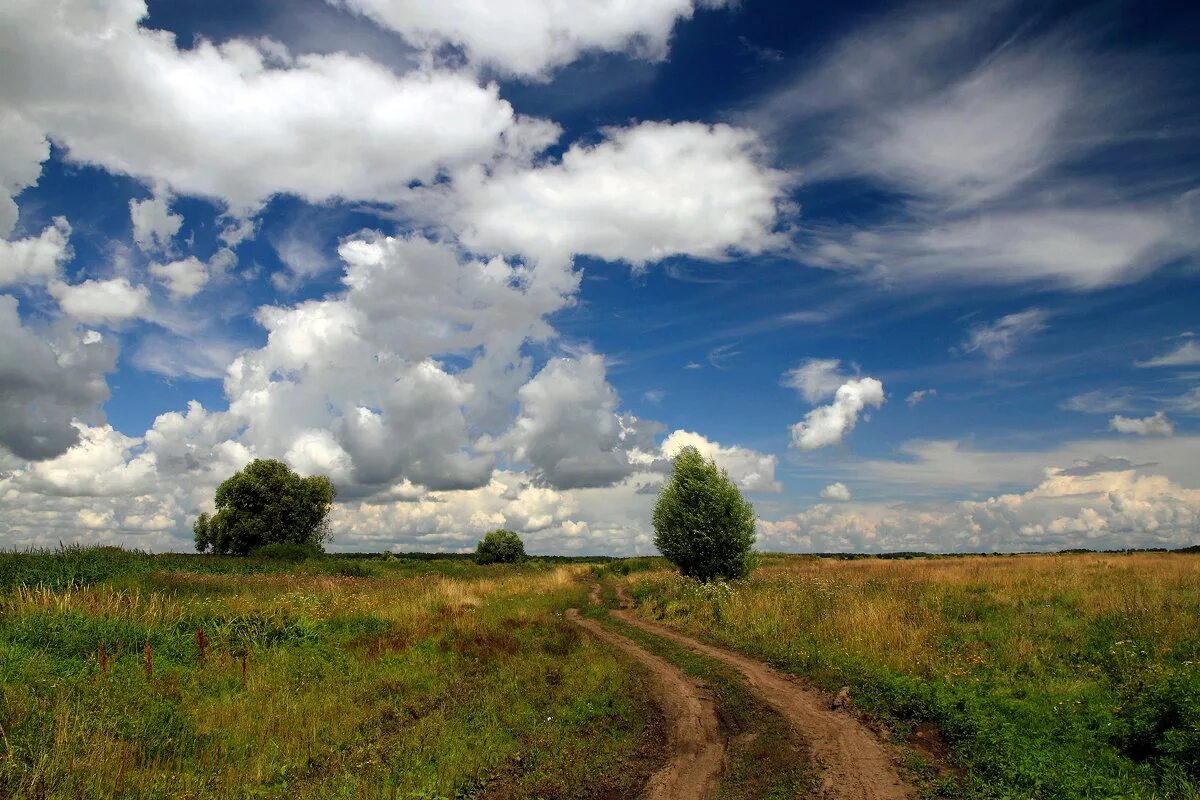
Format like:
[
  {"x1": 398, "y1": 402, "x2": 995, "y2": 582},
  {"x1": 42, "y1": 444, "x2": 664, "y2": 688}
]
[
  {"x1": 475, "y1": 529, "x2": 526, "y2": 565},
  {"x1": 193, "y1": 459, "x2": 336, "y2": 555},
  {"x1": 653, "y1": 446, "x2": 756, "y2": 582}
]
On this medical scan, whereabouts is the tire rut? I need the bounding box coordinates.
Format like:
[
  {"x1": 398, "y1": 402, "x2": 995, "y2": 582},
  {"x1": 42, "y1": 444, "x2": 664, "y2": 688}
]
[
  {"x1": 566, "y1": 599, "x2": 725, "y2": 799},
  {"x1": 611, "y1": 586, "x2": 913, "y2": 800}
]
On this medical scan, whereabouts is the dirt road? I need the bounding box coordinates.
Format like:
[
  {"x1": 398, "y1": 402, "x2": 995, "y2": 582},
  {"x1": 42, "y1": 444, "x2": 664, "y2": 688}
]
[
  {"x1": 612, "y1": 586, "x2": 913, "y2": 800},
  {"x1": 565, "y1": 607, "x2": 725, "y2": 799}
]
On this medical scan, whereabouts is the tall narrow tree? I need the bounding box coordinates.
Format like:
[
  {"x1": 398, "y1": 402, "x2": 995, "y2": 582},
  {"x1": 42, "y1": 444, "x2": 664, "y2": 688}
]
[{"x1": 653, "y1": 446, "x2": 756, "y2": 581}]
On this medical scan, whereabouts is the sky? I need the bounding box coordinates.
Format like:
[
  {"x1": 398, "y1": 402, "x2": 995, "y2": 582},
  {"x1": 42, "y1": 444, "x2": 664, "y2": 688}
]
[{"x1": 1, "y1": 0, "x2": 1199, "y2": 556}]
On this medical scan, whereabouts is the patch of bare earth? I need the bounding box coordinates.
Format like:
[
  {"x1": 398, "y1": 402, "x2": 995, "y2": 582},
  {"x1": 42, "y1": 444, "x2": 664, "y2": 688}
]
[
  {"x1": 614, "y1": 586, "x2": 914, "y2": 800},
  {"x1": 566, "y1": 607, "x2": 726, "y2": 800}
]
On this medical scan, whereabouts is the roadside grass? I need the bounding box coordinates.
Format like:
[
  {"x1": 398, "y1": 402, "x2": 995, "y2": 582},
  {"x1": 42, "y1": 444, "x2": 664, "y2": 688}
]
[
  {"x1": 0, "y1": 552, "x2": 655, "y2": 799},
  {"x1": 582, "y1": 593, "x2": 814, "y2": 800},
  {"x1": 624, "y1": 552, "x2": 1200, "y2": 800}
]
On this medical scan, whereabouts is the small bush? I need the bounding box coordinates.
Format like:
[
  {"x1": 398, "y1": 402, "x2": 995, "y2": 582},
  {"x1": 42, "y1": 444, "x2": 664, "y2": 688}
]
[
  {"x1": 252, "y1": 542, "x2": 324, "y2": 562},
  {"x1": 475, "y1": 530, "x2": 526, "y2": 565}
]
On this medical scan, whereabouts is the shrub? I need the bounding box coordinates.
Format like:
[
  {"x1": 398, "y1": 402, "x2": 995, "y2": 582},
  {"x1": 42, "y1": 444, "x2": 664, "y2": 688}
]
[
  {"x1": 251, "y1": 542, "x2": 324, "y2": 562},
  {"x1": 193, "y1": 459, "x2": 336, "y2": 556},
  {"x1": 652, "y1": 446, "x2": 756, "y2": 582},
  {"x1": 475, "y1": 530, "x2": 526, "y2": 565}
]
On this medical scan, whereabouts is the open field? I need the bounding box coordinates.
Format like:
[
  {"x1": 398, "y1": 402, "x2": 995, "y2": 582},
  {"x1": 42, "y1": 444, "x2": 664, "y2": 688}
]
[
  {"x1": 621, "y1": 552, "x2": 1200, "y2": 799},
  {"x1": 0, "y1": 548, "x2": 655, "y2": 799},
  {"x1": 3, "y1": 547, "x2": 1198, "y2": 799}
]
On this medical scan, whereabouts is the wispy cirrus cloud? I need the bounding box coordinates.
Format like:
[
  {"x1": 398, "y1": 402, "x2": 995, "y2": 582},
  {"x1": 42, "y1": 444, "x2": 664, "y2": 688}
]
[
  {"x1": 959, "y1": 309, "x2": 1048, "y2": 362},
  {"x1": 749, "y1": 0, "x2": 1200, "y2": 290},
  {"x1": 1137, "y1": 335, "x2": 1200, "y2": 368}
]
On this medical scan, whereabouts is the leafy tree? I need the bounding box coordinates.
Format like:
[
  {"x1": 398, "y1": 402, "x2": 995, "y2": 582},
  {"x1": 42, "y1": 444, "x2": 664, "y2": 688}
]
[
  {"x1": 475, "y1": 529, "x2": 526, "y2": 565},
  {"x1": 193, "y1": 459, "x2": 336, "y2": 555},
  {"x1": 653, "y1": 446, "x2": 756, "y2": 582}
]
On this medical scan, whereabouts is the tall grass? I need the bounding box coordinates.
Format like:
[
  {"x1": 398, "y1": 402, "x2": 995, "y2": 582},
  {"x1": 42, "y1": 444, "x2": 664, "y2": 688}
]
[
  {"x1": 627, "y1": 553, "x2": 1200, "y2": 799},
  {"x1": 0, "y1": 552, "x2": 654, "y2": 799}
]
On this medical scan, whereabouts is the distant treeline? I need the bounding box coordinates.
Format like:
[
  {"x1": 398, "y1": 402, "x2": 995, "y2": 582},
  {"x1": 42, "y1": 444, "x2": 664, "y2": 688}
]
[{"x1": 761, "y1": 546, "x2": 1200, "y2": 560}]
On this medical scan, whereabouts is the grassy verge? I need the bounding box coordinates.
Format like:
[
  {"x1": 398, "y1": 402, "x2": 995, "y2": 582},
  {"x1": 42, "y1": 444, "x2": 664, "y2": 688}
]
[
  {"x1": 624, "y1": 553, "x2": 1200, "y2": 799},
  {"x1": 0, "y1": 552, "x2": 655, "y2": 799}
]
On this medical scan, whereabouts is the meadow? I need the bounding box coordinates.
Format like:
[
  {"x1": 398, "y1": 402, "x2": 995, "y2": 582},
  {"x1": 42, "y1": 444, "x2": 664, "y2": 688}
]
[
  {"x1": 622, "y1": 552, "x2": 1200, "y2": 799},
  {"x1": 4, "y1": 547, "x2": 1198, "y2": 799},
  {"x1": 0, "y1": 547, "x2": 655, "y2": 800}
]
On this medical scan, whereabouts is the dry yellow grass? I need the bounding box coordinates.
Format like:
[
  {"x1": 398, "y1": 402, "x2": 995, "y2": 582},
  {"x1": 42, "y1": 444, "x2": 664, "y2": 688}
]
[{"x1": 627, "y1": 552, "x2": 1200, "y2": 798}]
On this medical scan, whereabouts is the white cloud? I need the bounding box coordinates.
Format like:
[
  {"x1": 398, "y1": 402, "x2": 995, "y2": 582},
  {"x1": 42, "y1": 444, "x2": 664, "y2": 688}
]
[
  {"x1": 819, "y1": 482, "x2": 851, "y2": 501},
  {"x1": 0, "y1": 296, "x2": 116, "y2": 460},
  {"x1": 905, "y1": 388, "x2": 936, "y2": 407},
  {"x1": 790, "y1": 377, "x2": 884, "y2": 451},
  {"x1": 782, "y1": 358, "x2": 848, "y2": 403},
  {"x1": 856, "y1": 437, "x2": 1200, "y2": 495},
  {"x1": 1136, "y1": 337, "x2": 1200, "y2": 368},
  {"x1": 49, "y1": 277, "x2": 150, "y2": 323},
  {"x1": 130, "y1": 334, "x2": 245, "y2": 381},
  {"x1": 657, "y1": 429, "x2": 780, "y2": 492},
  {"x1": 486, "y1": 354, "x2": 633, "y2": 489},
  {"x1": 1110, "y1": 411, "x2": 1175, "y2": 437},
  {"x1": 761, "y1": 467, "x2": 1200, "y2": 554},
  {"x1": 129, "y1": 190, "x2": 182, "y2": 254},
  {"x1": 1062, "y1": 389, "x2": 1134, "y2": 414},
  {"x1": 328, "y1": 0, "x2": 731, "y2": 78},
  {"x1": 219, "y1": 232, "x2": 572, "y2": 494},
  {"x1": 0, "y1": 0, "x2": 559, "y2": 213},
  {"x1": 1171, "y1": 388, "x2": 1200, "y2": 414},
  {"x1": 810, "y1": 208, "x2": 1181, "y2": 290},
  {"x1": 0, "y1": 218, "x2": 72, "y2": 287},
  {"x1": 0, "y1": 108, "x2": 50, "y2": 238},
  {"x1": 24, "y1": 423, "x2": 156, "y2": 497},
  {"x1": 755, "y1": 2, "x2": 1196, "y2": 290},
  {"x1": 445, "y1": 122, "x2": 788, "y2": 267},
  {"x1": 149, "y1": 256, "x2": 210, "y2": 299},
  {"x1": 960, "y1": 308, "x2": 1047, "y2": 361}
]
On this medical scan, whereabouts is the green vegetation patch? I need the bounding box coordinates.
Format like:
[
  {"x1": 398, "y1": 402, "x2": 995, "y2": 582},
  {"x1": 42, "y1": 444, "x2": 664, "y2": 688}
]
[{"x1": 627, "y1": 553, "x2": 1200, "y2": 799}]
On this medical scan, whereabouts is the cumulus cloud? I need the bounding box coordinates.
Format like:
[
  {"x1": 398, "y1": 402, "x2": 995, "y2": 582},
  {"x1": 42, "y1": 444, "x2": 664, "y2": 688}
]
[
  {"x1": 217, "y1": 232, "x2": 572, "y2": 495},
  {"x1": 657, "y1": 429, "x2": 780, "y2": 492},
  {"x1": 782, "y1": 358, "x2": 849, "y2": 402},
  {"x1": 0, "y1": 218, "x2": 72, "y2": 287},
  {"x1": 905, "y1": 388, "x2": 936, "y2": 406},
  {"x1": 328, "y1": 0, "x2": 732, "y2": 78},
  {"x1": 820, "y1": 482, "x2": 851, "y2": 501},
  {"x1": 0, "y1": 108, "x2": 49, "y2": 238},
  {"x1": 790, "y1": 377, "x2": 884, "y2": 451},
  {"x1": 129, "y1": 190, "x2": 182, "y2": 254},
  {"x1": 49, "y1": 278, "x2": 150, "y2": 323},
  {"x1": 1110, "y1": 411, "x2": 1175, "y2": 437},
  {"x1": 856, "y1": 436, "x2": 1200, "y2": 494},
  {"x1": 0, "y1": 296, "x2": 115, "y2": 460},
  {"x1": 760, "y1": 465, "x2": 1200, "y2": 554},
  {"x1": 960, "y1": 309, "x2": 1047, "y2": 361},
  {"x1": 1136, "y1": 336, "x2": 1200, "y2": 368},
  {"x1": 445, "y1": 122, "x2": 788, "y2": 267},
  {"x1": 486, "y1": 354, "x2": 633, "y2": 489},
  {"x1": 0, "y1": 0, "x2": 558, "y2": 213},
  {"x1": 148, "y1": 249, "x2": 235, "y2": 300}
]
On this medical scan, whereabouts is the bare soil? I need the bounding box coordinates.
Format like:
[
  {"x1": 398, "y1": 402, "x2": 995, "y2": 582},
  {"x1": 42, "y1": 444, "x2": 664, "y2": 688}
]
[
  {"x1": 612, "y1": 585, "x2": 914, "y2": 800},
  {"x1": 566, "y1": 607, "x2": 726, "y2": 799}
]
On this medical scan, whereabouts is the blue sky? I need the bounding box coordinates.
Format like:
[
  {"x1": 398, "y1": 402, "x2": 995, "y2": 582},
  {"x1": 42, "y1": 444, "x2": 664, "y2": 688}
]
[{"x1": 1, "y1": 0, "x2": 1198, "y2": 554}]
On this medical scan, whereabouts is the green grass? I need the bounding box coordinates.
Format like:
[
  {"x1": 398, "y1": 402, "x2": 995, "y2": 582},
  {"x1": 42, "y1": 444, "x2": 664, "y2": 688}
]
[
  {"x1": 0, "y1": 548, "x2": 656, "y2": 799},
  {"x1": 624, "y1": 553, "x2": 1200, "y2": 800}
]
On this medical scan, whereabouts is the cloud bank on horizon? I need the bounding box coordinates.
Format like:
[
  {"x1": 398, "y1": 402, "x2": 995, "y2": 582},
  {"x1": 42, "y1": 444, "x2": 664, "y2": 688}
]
[{"x1": 0, "y1": 0, "x2": 1198, "y2": 555}]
